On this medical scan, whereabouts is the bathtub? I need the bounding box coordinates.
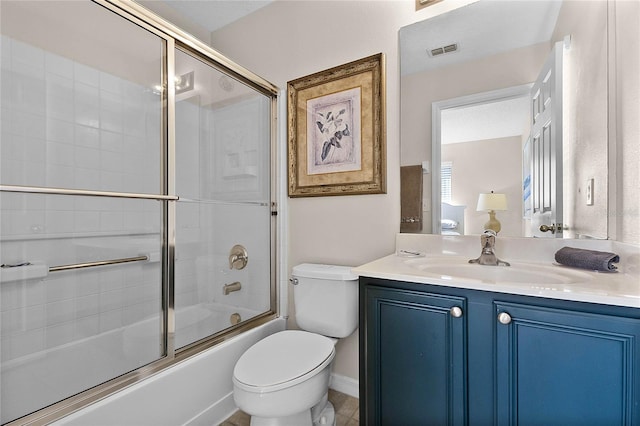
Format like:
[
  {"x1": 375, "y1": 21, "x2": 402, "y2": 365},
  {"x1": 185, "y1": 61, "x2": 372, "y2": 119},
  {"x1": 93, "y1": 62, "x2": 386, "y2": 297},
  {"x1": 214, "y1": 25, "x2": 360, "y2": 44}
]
[
  {"x1": 120, "y1": 303, "x2": 267, "y2": 364},
  {"x1": 1, "y1": 304, "x2": 284, "y2": 425}
]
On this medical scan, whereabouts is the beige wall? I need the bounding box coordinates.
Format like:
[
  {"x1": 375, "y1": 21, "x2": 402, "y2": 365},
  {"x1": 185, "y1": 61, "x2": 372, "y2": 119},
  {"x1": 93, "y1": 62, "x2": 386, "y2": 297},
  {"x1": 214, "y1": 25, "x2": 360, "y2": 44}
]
[{"x1": 442, "y1": 136, "x2": 523, "y2": 236}]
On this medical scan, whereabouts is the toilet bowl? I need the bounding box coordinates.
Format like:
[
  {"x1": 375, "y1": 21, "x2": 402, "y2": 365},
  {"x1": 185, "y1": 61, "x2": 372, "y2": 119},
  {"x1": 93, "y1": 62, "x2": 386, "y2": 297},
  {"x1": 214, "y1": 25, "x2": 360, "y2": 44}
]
[
  {"x1": 233, "y1": 330, "x2": 336, "y2": 425},
  {"x1": 232, "y1": 264, "x2": 358, "y2": 426}
]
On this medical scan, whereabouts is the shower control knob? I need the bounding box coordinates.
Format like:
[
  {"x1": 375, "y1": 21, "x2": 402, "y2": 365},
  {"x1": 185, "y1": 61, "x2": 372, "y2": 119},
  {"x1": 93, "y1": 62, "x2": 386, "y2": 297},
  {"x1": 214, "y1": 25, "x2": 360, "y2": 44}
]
[
  {"x1": 229, "y1": 245, "x2": 248, "y2": 270},
  {"x1": 450, "y1": 306, "x2": 463, "y2": 318},
  {"x1": 498, "y1": 312, "x2": 512, "y2": 325}
]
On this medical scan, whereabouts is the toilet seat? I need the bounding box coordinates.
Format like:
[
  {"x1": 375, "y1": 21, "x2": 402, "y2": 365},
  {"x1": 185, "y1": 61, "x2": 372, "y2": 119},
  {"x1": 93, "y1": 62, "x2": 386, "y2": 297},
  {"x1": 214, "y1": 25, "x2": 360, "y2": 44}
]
[{"x1": 233, "y1": 330, "x2": 335, "y2": 393}]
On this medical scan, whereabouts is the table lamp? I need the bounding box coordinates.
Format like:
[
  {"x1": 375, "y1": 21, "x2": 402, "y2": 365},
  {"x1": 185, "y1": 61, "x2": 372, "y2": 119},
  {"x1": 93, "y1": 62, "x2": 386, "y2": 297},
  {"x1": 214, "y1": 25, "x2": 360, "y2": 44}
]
[{"x1": 477, "y1": 191, "x2": 508, "y2": 233}]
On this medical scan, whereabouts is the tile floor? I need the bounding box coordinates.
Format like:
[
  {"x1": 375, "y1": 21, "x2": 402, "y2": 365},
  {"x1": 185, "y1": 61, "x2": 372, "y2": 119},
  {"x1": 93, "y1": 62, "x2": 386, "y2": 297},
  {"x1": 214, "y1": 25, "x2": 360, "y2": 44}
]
[{"x1": 220, "y1": 389, "x2": 359, "y2": 426}]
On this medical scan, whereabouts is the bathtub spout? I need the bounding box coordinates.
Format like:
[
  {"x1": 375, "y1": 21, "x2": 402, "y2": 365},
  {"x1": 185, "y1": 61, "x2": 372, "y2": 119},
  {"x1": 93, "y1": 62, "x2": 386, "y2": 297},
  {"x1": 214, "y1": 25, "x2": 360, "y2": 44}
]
[{"x1": 223, "y1": 281, "x2": 242, "y2": 295}]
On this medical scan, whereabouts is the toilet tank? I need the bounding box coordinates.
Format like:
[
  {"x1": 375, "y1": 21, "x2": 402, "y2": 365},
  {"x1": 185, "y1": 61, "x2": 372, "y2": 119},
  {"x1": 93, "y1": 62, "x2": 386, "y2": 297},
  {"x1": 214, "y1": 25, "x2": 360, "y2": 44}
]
[{"x1": 291, "y1": 263, "x2": 359, "y2": 338}]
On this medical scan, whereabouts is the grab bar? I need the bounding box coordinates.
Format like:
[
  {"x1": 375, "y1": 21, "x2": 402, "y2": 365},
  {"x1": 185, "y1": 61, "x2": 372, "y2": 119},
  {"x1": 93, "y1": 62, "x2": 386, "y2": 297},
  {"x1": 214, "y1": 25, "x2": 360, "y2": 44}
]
[
  {"x1": 48, "y1": 255, "x2": 149, "y2": 272},
  {"x1": 0, "y1": 185, "x2": 179, "y2": 201},
  {"x1": 1, "y1": 255, "x2": 151, "y2": 283}
]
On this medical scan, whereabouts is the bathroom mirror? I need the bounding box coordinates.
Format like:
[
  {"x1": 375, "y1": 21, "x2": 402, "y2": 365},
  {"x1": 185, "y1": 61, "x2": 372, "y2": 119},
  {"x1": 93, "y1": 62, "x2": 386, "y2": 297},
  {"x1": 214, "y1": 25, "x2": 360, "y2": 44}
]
[{"x1": 400, "y1": 0, "x2": 609, "y2": 239}]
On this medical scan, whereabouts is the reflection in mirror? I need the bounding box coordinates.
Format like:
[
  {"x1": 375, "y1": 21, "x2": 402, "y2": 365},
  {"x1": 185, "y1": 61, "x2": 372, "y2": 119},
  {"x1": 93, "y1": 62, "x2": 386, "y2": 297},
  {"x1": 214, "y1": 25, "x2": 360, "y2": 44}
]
[
  {"x1": 400, "y1": 0, "x2": 609, "y2": 239},
  {"x1": 435, "y1": 85, "x2": 532, "y2": 238}
]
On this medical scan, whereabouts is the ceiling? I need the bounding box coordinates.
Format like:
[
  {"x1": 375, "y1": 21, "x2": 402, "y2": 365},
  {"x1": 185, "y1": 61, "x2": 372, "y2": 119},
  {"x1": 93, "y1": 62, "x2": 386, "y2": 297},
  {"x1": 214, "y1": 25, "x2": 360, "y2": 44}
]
[
  {"x1": 441, "y1": 96, "x2": 530, "y2": 145},
  {"x1": 400, "y1": 0, "x2": 562, "y2": 76},
  {"x1": 158, "y1": 0, "x2": 273, "y2": 32}
]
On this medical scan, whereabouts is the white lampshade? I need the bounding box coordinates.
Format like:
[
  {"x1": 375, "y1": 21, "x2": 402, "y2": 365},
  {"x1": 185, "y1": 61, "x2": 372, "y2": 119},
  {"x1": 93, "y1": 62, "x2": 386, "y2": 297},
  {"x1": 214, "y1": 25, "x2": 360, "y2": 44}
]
[{"x1": 476, "y1": 192, "x2": 508, "y2": 212}]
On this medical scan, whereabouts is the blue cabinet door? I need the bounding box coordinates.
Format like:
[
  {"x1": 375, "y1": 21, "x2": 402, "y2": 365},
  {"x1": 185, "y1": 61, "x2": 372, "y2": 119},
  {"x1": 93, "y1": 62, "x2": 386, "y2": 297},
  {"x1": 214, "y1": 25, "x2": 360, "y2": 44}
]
[
  {"x1": 362, "y1": 285, "x2": 467, "y2": 425},
  {"x1": 495, "y1": 301, "x2": 640, "y2": 425}
]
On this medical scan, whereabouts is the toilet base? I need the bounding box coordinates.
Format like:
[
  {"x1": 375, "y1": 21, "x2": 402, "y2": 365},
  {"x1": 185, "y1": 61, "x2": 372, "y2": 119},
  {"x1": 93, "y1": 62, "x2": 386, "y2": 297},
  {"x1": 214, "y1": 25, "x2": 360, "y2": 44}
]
[
  {"x1": 314, "y1": 401, "x2": 335, "y2": 426},
  {"x1": 249, "y1": 396, "x2": 335, "y2": 426}
]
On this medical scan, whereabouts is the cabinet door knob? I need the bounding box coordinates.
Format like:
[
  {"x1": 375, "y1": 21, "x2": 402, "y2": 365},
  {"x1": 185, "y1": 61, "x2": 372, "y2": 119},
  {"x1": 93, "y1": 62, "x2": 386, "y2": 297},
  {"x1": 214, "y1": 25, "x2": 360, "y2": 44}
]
[
  {"x1": 498, "y1": 312, "x2": 512, "y2": 325},
  {"x1": 450, "y1": 306, "x2": 463, "y2": 318}
]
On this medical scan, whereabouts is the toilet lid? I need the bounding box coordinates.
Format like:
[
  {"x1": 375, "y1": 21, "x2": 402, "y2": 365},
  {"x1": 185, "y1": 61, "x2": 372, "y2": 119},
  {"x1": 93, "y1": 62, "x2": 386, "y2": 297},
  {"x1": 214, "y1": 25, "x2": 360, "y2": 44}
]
[{"x1": 233, "y1": 330, "x2": 335, "y2": 392}]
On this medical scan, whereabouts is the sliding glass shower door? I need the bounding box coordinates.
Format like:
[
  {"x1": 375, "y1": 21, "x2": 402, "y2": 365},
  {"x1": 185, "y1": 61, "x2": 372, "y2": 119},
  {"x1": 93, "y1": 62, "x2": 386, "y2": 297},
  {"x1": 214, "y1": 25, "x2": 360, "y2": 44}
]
[
  {"x1": 173, "y1": 49, "x2": 273, "y2": 350},
  {"x1": 0, "y1": 1, "x2": 277, "y2": 424},
  {"x1": 0, "y1": 2, "x2": 166, "y2": 422}
]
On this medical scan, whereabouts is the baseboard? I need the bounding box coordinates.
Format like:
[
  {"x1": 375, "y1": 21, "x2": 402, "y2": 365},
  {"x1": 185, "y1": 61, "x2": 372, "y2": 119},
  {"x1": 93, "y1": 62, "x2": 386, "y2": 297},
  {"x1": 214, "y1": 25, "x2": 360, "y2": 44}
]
[{"x1": 329, "y1": 373, "x2": 359, "y2": 399}]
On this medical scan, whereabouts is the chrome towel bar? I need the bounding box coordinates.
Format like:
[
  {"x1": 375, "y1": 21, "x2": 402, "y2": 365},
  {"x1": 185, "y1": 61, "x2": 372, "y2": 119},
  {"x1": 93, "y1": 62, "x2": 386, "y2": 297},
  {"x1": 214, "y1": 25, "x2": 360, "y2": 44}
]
[
  {"x1": 1, "y1": 255, "x2": 151, "y2": 283},
  {"x1": 0, "y1": 185, "x2": 178, "y2": 201},
  {"x1": 48, "y1": 255, "x2": 149, "y2": 272}
]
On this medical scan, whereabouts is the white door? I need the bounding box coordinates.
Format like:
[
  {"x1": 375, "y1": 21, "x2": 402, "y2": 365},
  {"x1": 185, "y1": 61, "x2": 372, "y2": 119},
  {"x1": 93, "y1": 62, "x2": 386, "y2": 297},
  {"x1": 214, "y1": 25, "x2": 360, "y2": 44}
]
[{"x1": 530, "y1": 42, "x2": 563, "y2": 238}]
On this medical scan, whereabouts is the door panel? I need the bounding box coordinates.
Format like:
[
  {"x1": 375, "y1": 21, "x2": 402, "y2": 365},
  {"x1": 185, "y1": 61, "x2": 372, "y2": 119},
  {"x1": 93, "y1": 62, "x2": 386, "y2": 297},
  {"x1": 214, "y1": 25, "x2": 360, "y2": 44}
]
[
  {"x1": 530, "y1": 42, "x2": 563, "y2": 237},
  {"x1": 495, "y1": 302, "x2": 639, "y2": 425},
  {"x1": 364, "y1": 285, "x2": 466, "y2": 425}
]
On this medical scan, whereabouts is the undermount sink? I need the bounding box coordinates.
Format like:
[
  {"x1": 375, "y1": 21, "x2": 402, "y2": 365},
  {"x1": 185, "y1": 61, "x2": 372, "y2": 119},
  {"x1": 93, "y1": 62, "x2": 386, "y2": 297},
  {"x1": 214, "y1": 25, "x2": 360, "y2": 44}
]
[{"x1": 404, "y1": 256, "x2": 593, "y2": 285}]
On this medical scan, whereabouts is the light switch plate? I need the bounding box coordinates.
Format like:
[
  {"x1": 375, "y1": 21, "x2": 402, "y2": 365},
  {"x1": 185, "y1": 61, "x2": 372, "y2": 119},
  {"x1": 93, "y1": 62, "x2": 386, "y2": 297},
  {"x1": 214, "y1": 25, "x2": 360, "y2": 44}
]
[{"x1": 586, "y1": 178, "x2": 594, "y2": 206}]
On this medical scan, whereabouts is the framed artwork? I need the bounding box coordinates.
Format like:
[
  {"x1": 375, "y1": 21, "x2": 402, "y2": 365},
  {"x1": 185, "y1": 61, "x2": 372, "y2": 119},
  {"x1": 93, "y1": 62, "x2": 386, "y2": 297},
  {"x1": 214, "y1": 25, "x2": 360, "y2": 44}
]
[
  {"x1": 415, "y1": 0, "x2": 443, "y2": 11},
  {"x1": 287, "y1": 53, "x2": 386, "y2": 197}
]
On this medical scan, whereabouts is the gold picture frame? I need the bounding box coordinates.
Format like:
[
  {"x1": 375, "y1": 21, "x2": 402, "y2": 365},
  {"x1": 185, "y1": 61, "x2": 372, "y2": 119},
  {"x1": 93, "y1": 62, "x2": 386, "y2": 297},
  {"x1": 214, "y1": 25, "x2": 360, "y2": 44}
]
[
  {"x1": 287, "y1": 53, "x2": 386, "y2": 197},
  {"x1": 415, "y1": 0, "x2": 443, "y2": 11}
]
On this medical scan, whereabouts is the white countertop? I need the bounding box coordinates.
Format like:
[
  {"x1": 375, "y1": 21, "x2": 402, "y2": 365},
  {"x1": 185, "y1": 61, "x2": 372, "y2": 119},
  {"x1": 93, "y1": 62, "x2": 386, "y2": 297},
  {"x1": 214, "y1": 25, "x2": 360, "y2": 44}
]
[{"x1": 353, "y1": 235, "x2": 640, "y2": 309}]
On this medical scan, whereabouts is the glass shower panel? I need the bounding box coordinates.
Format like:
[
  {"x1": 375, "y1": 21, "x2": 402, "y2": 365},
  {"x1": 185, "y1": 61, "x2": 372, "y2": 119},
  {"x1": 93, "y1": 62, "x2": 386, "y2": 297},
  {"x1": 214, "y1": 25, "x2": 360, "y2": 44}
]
[
  {"x1": 0, "y1": 2, "x2": 166, "y2": 423},
  {"x1": 0, "y1": 193, "x2": 163, "y2": 424},
  {"x1": 0, "y1": 0, "x2": 162, "y2": 195},
  {"x1": 174, "y1": 48, "x2": 272, "y2": 349}
]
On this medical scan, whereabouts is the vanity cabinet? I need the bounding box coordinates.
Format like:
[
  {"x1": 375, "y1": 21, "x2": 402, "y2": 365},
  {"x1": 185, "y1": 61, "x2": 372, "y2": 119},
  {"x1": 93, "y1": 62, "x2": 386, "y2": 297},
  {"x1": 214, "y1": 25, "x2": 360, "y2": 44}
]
[{"x1": 359, "y1": 277, "x2": 640, "y2": 426}]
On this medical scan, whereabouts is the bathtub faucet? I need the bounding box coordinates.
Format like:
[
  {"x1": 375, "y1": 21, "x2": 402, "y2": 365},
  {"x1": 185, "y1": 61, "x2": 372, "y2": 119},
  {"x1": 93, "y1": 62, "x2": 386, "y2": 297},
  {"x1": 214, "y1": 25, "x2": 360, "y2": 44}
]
[
  {"x1": 223, "y1": 281, "x2": 242, "y2": 295},
  {"x1": 469, "y1": 230, "x2": 510, "y2": 266}
]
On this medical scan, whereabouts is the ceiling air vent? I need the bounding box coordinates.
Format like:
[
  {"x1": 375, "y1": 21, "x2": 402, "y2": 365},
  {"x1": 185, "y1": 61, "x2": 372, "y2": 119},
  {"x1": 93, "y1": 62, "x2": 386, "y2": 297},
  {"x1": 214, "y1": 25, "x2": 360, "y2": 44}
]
[{"x1": 429, "y1": 43, "x2": 458, "y2": 57}]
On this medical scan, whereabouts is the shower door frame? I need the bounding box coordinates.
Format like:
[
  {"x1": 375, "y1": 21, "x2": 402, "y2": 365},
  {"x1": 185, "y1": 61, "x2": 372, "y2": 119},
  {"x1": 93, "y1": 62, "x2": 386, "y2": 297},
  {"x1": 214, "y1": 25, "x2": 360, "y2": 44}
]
[{"x1": 2, "y1": 1, "x2": 279, "y2": 424}]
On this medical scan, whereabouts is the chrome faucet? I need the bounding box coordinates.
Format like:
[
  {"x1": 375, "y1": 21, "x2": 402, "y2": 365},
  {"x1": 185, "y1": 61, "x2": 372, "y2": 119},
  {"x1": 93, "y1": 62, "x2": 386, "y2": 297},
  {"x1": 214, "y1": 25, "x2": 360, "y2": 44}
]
[{"x1": 469, "y1": 230, "x2": 510, "y2": 266}]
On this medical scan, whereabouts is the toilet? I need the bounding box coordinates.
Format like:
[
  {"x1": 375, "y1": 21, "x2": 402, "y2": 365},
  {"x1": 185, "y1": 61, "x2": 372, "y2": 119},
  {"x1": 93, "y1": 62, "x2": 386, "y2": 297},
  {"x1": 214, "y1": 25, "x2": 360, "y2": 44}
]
[{"x1": 232, "y1": 263, "x2": 359, "y2": 426}]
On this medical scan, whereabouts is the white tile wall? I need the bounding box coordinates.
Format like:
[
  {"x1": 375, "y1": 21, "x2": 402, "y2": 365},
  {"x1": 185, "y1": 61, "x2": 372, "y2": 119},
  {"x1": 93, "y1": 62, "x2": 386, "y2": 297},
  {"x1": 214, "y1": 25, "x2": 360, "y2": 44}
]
[
  {"x1": 0, "y1": 35, "x2": 161, "y2": 196},
  {"x1": 1, "y1": 35, "x2": 163, "y2": 364}
]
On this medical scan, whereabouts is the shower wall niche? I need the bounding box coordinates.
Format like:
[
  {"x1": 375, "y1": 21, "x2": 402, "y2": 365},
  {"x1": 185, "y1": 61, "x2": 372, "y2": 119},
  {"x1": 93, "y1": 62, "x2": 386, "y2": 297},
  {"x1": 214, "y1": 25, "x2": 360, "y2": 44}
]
[{"x1": 0, "y1": 1, "x2": 278, "y2": 424}]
